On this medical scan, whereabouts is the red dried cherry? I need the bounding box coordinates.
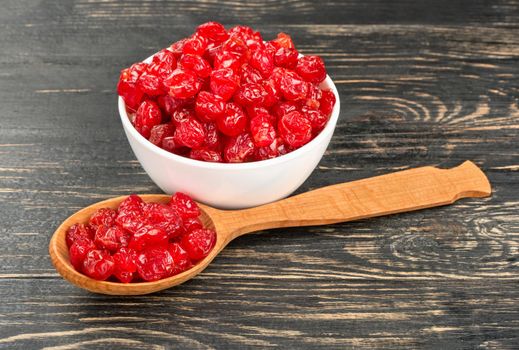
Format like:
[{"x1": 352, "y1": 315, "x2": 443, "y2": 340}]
[
  {"x1": 247, "y1": 106, "x2": 268, "y2": 119},
  {"x1": 69, "y1": 238, "x2": 96, "y2": 270},
  {"x1": 143, "y1": 203, "x2": 183, "y2": 238},
  {"x1": 129, "y1": 225, "x2": 169, "y2": 251},
  {"x1": 95, "y1": 225, "x2": 129, "y2": 252},
  {"x1": 124, "y1": 62, "x2": 147, "y2": 82},
  {"x1": 117, "y1": 63, "x2": 147, "y2": 110},
  {"x1": 269, "y1": 67, "x2": 286, "y2": 90},
  {"x1": 168, "y1": 243, "x2": 193, "y2": 275},
  {"x1": 183, "y1": 217, "x2": 203, "y2": 232},
  {"x1": 157, "y1": 95, "x2": 186, "y2": 118},
  {"x1": 174, "y1": 118, "x2": 205, "y2": 148},
  {"x1": 319, "y1": 89, "x2": 336, "y2": 117},
  {"x1": 210, "y1": 68, "x2": 239, "y2": 101},
  {"x1": 262, "y1": 79, "x2": 281, "y2": 108},
  {"x1": 164, "y1": 69, "x2": 201, "y2": 99},
  {"x1": 161, "y1": 136, "x2": 181, "y2": 153},
  {"x1": 296, "y1": 55, "x2": 327, "y2": 84},
  {"x1": 149, "y1": 60, "x2": 176, "y2": 83},
  {"x1": 246, "y1": 39, "x2": 264, "y2": 53},
  {"x1": 229, "y1": 25, "x2": 260, "y2": 40},
  {"x1": 255, "y1": 137, "x2": 287, "y2": 161},
  {"x1": 301, "y1": 106, "x2": 328, "y2": 132},
  {"x1": 135, "y1": 100, "x2": 163, "y2": 138},
  {"x1": 137, "y1": 72, "x2": 164, "y2": 96},
  {"x1": 213, "y1": 51, "x2": 242, "y2": 73},
  {"x1": 250, "y1": 49, "x2": 274, "y2": 78},
  {"x1": 89, "y1": 208, "x2": 117, "y2": 228},
  {"x1": 115, "y1": 205, "x2": 144, "y2": 234},
  {"x1": 203, "y1": 41, "x2": 220, "y2": 65},
  {"x1": 280, "y1": 70, "x2": 309, "y2": 101},
  {"x1": 152, "y1": 49, "x2": 177, "y2": 68},
  {"x1": 66, "y1": 223, "x2": 95, "y2": 248},
  {"x1": 203, "y1": 122, "x2": 221, "y2": 150},
  {"x1": 224, "y1": 133, "x2": 255, "y2": 162},
  {"x1": 169, "y1": 192, "x2": 200, "y2": 219},
  {"x1": 278, "y1": 111, "x2": 312, "y2": 148},
  {"x1": 182, "y1": 34, "x2": 208, "y2": 56},
  {"x1": 233, "y1": 83, "x2": 266, "y2": 107},
  {"x1": 149, "y1": 123, "x2": 175, "y2": 146},
  {"x1": 263, "y1": 41, "x2": 278, "y2": 56},
  {"x1": 229, "y1": 26, "x2": 263, "y2": 52},
  {"x1": 271, "y1": 32, "x2": 295, "y2": 49},
  {"x1": 217, "y1": 103, "x2": 247, "y2": 136},
  {"x1": 221, "y1": 35, "x2": 250, "y2": 60},
  {"x1": 195, "y1": 91, "x2": 225, "y2": 122},
  {"x1": 118, "y1": 82, "x2": 143, "y2": 111},
  {"x1": 190, "y1": 148, "x2": 222, "y2": 162},
  {"x1": 304, "y1": 84, "x2": 322, "y2": 110},
  {"x1": 250, "y1": 115, "x2": 276, "y2": 147},
  {"x1": 197, "y1": 22, "x2": 229, "y2": 44},
  {"x1": 180, "y1": 228, "x2": 217, "y2": 261},
  {"x1": 82, "y1": 249, "x2": 115, "y2": 281},
  {"x1": 113, "y1": 247, "x2": 137, "y2": 283},
  {"x1": 170, "y1": 38, "x2": 188, "y2": 58},
  {"x1": 272, "y1": 101, "x2": 299, "y2": 118},
  {"x1": 136, "y1": 246, "x2": 174, "y2": 281},
  {"x1": 180, "y1": 54, "x2": 212, "y2": 78},
  {"x1": 119, "y1": 194, "x2": 144, "y2": 212},
  {"x1": 240, "y1": 63, "x2": 263, "y2": 85},
  {"x1": 171, "y1": 107, "x2": 195, "y2": 126},
  {"x1": 274, "y1": 47, "x2": 299, "y2": 69}
]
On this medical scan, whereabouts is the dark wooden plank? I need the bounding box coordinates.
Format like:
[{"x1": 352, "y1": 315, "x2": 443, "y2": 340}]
[
  {"x1": 1, "y1": 278, "x2": 519, "y2": 349},
  {"x1": 1, "y1": 0, "x2": 519, "y2": 349}
]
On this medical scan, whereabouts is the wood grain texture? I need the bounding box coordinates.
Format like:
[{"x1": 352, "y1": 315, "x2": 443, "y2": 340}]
[
  {"x1": 1, "y1": 0, "x2": 519, "y2": 348},
  {"x1": 222, "y1": 161, "x2": 491, "y2": 237}
]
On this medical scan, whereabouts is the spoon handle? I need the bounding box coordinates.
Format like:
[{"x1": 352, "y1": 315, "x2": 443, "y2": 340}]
[{"x1": 221, "y1": 161, "x2": 491, "y2": 238}]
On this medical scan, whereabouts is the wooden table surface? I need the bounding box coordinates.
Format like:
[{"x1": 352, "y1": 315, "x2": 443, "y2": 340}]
[{"x1": 1, "y1": 0, "x2": 519, "y2": 349}]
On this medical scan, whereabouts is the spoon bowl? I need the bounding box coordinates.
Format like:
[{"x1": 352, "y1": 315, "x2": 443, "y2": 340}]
[
  {"x1": 49, "y1": 195, "x2": 226, "y2": 295},
  {"x1": 50, "y1": 161, "x2": 491, "y2": 295}
]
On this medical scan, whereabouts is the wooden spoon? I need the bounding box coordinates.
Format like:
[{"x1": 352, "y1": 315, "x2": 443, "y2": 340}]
[{"x1": 49, "y1": 161, "x2": 491, "y2": 295}]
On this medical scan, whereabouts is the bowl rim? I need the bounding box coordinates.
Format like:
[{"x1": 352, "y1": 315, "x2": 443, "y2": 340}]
[{"x1": 118, "y1": 55, "x2": 341, "y2": 171}]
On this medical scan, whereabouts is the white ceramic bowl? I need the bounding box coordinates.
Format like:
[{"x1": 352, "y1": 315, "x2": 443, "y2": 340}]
[{"x1": 119, "y1": 57, "x2": 340, "y2": 209}]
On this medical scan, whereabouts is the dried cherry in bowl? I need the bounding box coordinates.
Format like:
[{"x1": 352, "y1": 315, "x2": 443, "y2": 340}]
[{"x1": 119, "y1": 54, "x2": 340, "y2": 209}]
